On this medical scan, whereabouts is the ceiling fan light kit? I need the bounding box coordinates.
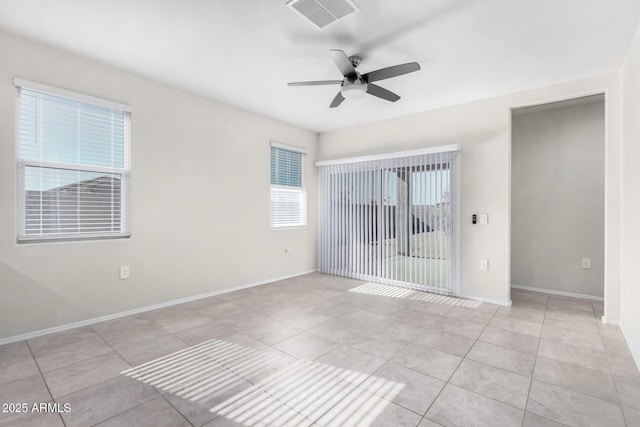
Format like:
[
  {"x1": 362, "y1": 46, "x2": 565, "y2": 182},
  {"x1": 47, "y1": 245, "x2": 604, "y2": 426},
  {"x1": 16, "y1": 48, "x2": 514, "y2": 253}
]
[
  {"x1": 288, "y1": 49, "x2": 421, "y2": 108},
  {"x1": 340, "y1": 80, "x2": 367, "y2": 99}
]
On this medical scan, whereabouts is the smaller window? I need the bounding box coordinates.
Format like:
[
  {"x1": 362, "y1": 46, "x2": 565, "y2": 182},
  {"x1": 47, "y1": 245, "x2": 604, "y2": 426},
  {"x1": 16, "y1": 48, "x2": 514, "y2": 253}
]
[{"x1": 270, "y1": 143, "x2": 306, "y2": 227}]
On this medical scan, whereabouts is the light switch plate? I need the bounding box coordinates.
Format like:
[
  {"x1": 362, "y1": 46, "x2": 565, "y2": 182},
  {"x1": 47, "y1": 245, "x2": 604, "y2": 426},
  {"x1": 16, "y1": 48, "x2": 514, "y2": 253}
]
[
  {"x1": 581, "y1": 258, "x2": 591, "y2": 269},
  {"x1": 479, "y1": 214, "x2": 488, "y2": 225},
  {"x1": 479, "y1": 259, "x2": 489, "y2": 271}
]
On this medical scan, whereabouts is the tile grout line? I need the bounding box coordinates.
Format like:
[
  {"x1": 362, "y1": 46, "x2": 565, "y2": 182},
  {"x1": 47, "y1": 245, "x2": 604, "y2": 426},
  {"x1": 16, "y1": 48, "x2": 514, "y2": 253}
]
[
  {"x1": 520, "y1": 293, "x2": 549, "y2": 426},
  {"x1": 85, "y1": 396, "x2": 175, "y2": 427},
  {"x1": 415, "y1": 302, "x2": 501, "y2": 426},
  {"x1": 35, "y1": 337, "x2": 141, "y2": 402},
  {"x1": 218, "y1": 329, "x2": 343, "y2": 424},
  {"x1": 441, "y1": 302, "x2": 533, "y2": 414},
  {"x1": 142, "y1": 328, "x2": 311, "y2": 426},
  {"x1": 156, "y1": 391, "x2": 198, "y2": 427},
  {"x1": 239, "y1": 342, "x2": 348, "y2": 425},
  {"x1": 24, "y1": 339, "x2": 68, "y2": 427},
  {"x1": 252, "y1": 304, "x2": 434, "y2": 425},
  {"x1": 146, "y1": 332, "x2": 198, "y2": 427},
  {"x1": 32, "y1": 354, "x2": 133, "y2": 403},
  {"x1": 82, "y1": 324, "x2": 185, "y2": 426},
  {"x1": 517, "y1": 290, "x2": 629, "y2": 426},
  {"x1": 416, "y1": 314, "x2": 535, "y2": 424}
]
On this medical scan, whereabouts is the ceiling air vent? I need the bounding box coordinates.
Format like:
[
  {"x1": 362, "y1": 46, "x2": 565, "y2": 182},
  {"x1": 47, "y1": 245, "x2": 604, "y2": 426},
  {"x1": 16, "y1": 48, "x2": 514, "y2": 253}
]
[{"x1": 287, "y1": 0, "x2": 360, "y2": 29}]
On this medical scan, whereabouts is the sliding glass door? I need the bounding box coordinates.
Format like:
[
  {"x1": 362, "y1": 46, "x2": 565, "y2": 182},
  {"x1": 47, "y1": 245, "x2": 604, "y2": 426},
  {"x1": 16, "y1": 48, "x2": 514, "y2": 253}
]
[{"x1": 319, "y1": 148, "x2": 459, "y2": 294}]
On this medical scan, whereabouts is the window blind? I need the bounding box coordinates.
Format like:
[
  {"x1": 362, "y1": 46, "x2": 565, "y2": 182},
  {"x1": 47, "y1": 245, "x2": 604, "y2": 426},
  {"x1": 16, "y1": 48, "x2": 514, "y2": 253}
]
[
  {"x1": 270, "y1": 144, "x2": 305, "y2": 227},
  {"x1": 16, "y1": 81, "x2": 131, "y2": 241}
]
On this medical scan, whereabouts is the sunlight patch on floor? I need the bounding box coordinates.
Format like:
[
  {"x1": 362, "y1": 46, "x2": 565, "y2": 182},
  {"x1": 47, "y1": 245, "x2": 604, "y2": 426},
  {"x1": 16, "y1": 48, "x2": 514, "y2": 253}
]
[
  {"x1": 348, "y1": 282, "x2": 481, "y2": 308},
  {"x1": 122, "y1": 338, "x2": 405, "y2": 426}
]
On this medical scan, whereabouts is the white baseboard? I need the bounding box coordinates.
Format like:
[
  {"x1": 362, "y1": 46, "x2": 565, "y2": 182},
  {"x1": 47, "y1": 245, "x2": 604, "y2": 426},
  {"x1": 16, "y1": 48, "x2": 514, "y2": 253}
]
[
  {"x1": 459, "y1": 294, "x2": 512, "y2": 307},
  {"x1": 511, "y1": 284, "x2": 604, "y2": 302},
  {"x1": 601, "y1": 315, "x2": 621, "y2": 326},
  {"x1": 0, "y1": 270, "x2": 316, "y2": 346}
]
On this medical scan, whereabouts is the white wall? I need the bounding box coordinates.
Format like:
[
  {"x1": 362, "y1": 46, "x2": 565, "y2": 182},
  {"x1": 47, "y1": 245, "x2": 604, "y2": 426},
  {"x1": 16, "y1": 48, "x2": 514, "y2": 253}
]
[
  {"x1": 621, "y1": 25, "x2": 640, "y2": 368},
  {"x1": 1, "y1": 25, "x2": 633, "y2": 346},
  {"x1": 0, "y1": 31, "x2": 319, "y2": 339},
  {"x1": 511, "y1": 98, "x2": 605, "y2": 297},
  {"x1": 319, "y1": 74, "x2": 623, "y2": 316}
]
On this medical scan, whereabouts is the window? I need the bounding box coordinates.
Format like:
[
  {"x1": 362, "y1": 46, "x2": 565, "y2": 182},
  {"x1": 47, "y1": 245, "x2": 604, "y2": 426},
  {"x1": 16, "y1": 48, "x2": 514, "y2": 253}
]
[
  {"x1": 270, "y1": 142, "x2": 306, "y2": 227},
  {"x1": 15, "y1": 79, "x2": 131, "y2": 242}
]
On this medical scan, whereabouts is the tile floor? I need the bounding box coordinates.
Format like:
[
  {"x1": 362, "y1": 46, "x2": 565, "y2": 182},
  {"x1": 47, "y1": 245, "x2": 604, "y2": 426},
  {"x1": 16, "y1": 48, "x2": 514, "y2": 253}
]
[{"x1": 0, "y1": 273, "x2": 639, "y2": 426}]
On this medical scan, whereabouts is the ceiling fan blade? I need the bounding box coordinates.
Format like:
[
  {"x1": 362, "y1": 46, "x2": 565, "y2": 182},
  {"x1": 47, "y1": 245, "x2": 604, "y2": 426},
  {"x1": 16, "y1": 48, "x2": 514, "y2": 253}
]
[
  {"x1": 367, "y1": 84, "x2": 400, "y2": 102},
  {"x1": 364, "y1": 62, "x2": 421, "y2": 83},
  {"x1": 330, "y1": 91, "x2": 345, "y2": 108},
  {"x1": 288, "y1": 80, "x2": 342, "y2": 86},
  {"x1": 330, "y1": 49, "x2": 357, "y2": 78}
]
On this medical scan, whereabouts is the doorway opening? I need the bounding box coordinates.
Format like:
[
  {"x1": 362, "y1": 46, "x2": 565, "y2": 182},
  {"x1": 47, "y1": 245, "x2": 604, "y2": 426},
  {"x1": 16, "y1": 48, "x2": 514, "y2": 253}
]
[{"x1": 511, "y1": 94, "x2": 605, "y2": 300}]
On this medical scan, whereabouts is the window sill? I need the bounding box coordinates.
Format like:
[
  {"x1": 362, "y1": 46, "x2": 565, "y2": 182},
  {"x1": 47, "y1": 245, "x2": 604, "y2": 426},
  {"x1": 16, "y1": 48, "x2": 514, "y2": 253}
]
[
  {"x1": 17, "y1": 234, "x2": 130, "y2": 244},
  {"x1": 270, "y1": 225, "x2": 307, "y2": 230}
]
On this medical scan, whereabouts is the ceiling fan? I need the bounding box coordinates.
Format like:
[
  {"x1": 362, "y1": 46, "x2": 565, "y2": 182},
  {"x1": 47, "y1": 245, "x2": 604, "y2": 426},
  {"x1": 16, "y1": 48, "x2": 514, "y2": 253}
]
[{"x1": 288, "y1": 49, "x2": 421, "y2": 108}]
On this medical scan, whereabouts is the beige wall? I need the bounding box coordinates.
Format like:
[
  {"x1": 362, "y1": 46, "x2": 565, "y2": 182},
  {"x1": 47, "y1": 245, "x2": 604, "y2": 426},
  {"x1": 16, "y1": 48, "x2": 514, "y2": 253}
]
[
  {"x1": 511, "y1": 98, "x2": 605, "y2": 297},
  {"x1": 622, "y1": 25, "x2": 640, "y2": 368},
  {"x1": 0, "y1": 31, "x2": 319, "y2": 339},
  {"x1": 319, "y1": 75, "x2": 623, "y2": 316},
  {"x1": 0, "y1": 28, "x2": 632, "y2": 343}
]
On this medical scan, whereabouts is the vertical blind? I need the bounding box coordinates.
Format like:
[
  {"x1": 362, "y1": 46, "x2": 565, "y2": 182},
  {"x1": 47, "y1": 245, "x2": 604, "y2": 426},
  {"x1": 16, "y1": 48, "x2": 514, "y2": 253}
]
[
  {"x1": 318, "y1": 147, "x2": 459, "y2": 294},
  {"x1": 271, "y1": 144, "x2": 305, "y2": 227},
  {"x1": 16, "y1": 80, "x2": 131, "y2": 241}
]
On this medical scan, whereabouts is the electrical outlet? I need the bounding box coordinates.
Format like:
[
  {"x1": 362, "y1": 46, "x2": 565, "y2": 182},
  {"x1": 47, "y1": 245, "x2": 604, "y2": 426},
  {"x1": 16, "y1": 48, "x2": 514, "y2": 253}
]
[
  {"x1": 479, "y1": 214, "x2": 489, "y2": 225},
  {"x1": 120, "y1": 265, "x2": 130, "y2": 280},
  {"x1": 479, "y1": 259, "x2": 489, "y2": 271},
  {"x1": 581, "y1": 258, "x2": 591, "y2": 269}
]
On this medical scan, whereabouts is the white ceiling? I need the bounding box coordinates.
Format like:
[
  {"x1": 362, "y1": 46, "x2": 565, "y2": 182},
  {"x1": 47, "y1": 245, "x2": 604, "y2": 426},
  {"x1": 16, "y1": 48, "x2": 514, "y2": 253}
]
[{"x1": 1, "y1": 0, "x2": 639, "y2": 133}]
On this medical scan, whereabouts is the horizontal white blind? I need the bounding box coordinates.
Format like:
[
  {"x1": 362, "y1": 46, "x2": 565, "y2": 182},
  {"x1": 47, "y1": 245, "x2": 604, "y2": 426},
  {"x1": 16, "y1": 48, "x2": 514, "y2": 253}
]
[
  {"x1": 271, "y1": 145, "x2": 305, "y2": 227},
  {"x1": 271, "y1": 186, "x2": 304, "y2": 226},
  {"x1": 319, "y1": 149, "x2": 459, "y2": 294},
  {"x1": 16, "y1": 84, "x2": 131, "y2": 241}
]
